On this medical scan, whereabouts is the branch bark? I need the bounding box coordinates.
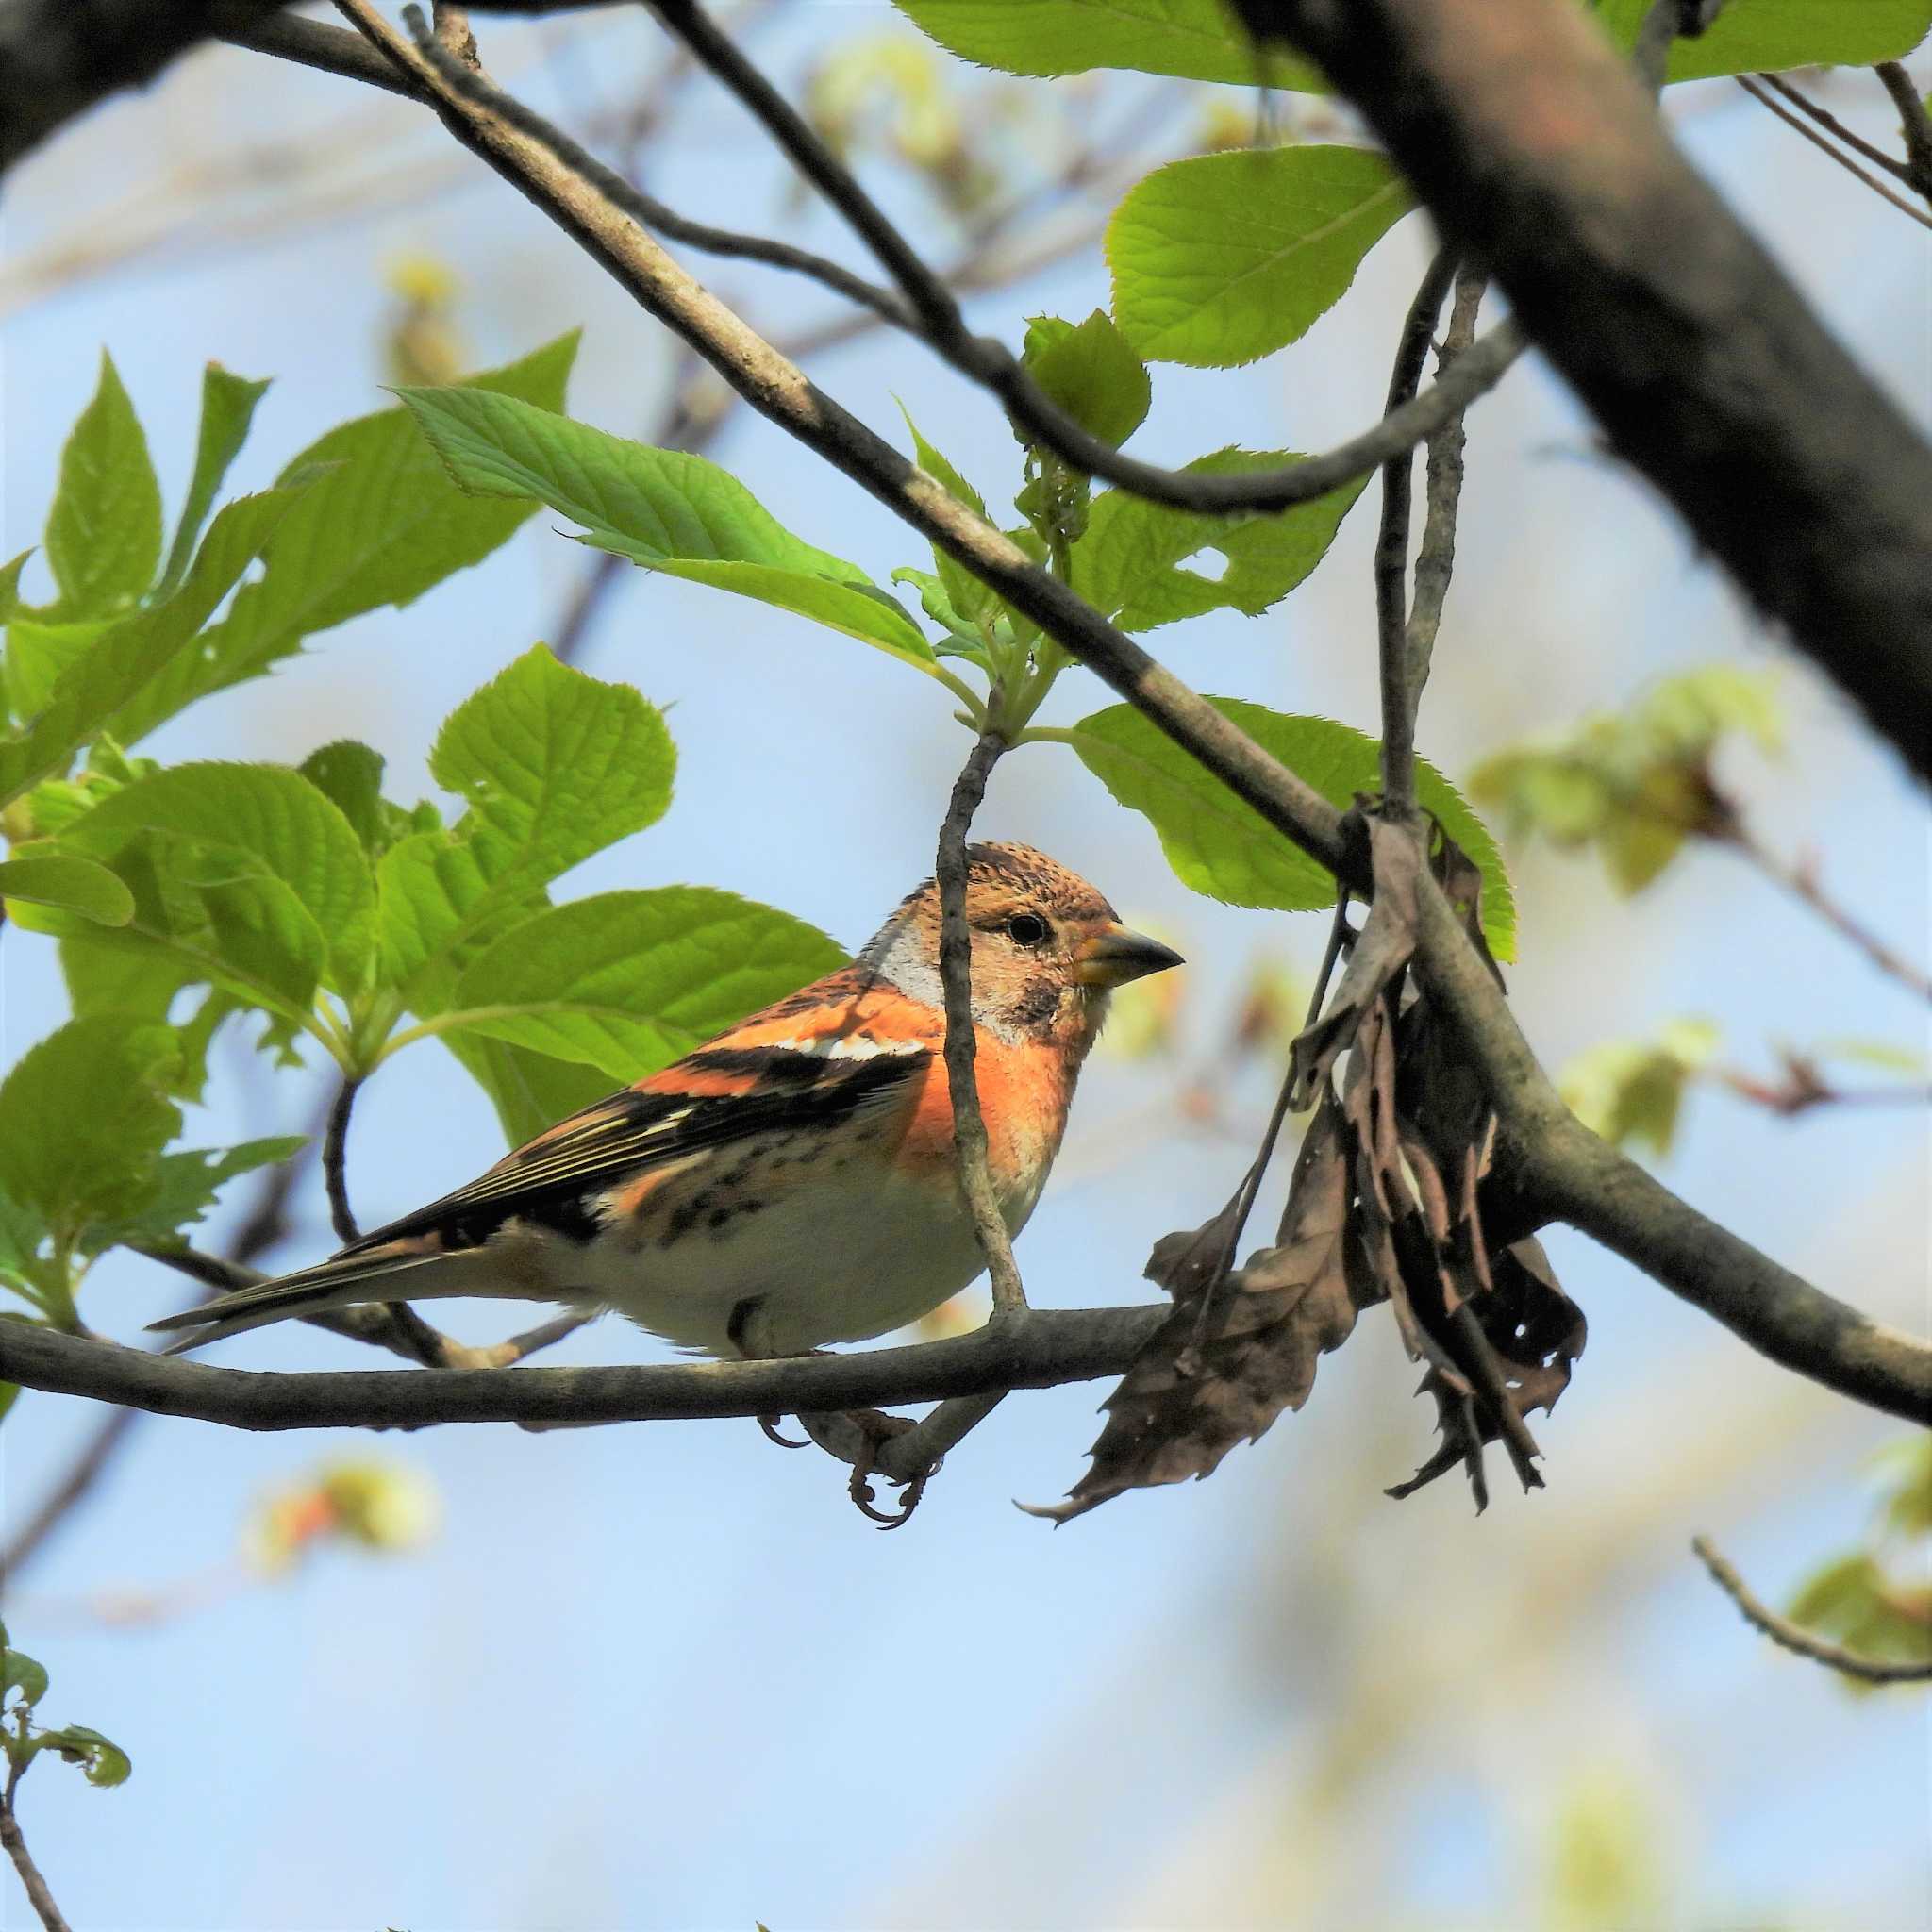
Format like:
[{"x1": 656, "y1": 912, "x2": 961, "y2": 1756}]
[
  {"x1": 1231, "y1": 0, "x2": 1932, "y2": 786},
  {"x1": 0, "y1": 1307, "x2": 1165, "y2": 1432}
]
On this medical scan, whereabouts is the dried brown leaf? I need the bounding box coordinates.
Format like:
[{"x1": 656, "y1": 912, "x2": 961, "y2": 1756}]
[{"x1": 1029, "y1": 1091, "x2": 1369, "y2": 1522}]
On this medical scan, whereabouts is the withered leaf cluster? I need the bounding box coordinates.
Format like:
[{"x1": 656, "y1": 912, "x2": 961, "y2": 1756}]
[{"x1": 1036, "y1": 809, "x2": 1585, "y2": 1523}]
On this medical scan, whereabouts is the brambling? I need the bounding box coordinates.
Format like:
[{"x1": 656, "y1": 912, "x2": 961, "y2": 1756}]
[{"x1": 154, "y1": 844, "x2": 1182, "y2": 1360}]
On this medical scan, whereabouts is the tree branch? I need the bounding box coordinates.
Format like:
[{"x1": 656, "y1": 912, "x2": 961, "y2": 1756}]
[
  {"x1": 936, "y1": 727, "x2": 1027, "y2": 1318},
  {"x1": 1691, "y1": 1534, "x2": 1932, "y2": 1684},
  {"x1": 0, "y1": 1762, "x2": 70, "y2": 1932},
  {"x1": 0, "y1": 1307, "x2": 1166, "y2": 1432},
  {"x1": 322, "y1": 1074, "x2": 363, "y2": 1245},
  {"x1": 213, "y1": 7, "x2": 422, "y2": 94},
  {"x1": 1737, "y1": 75, "x2": 1932, "y2": 233},
  {"x1": 1374, "y1": 247, "x2": 1458, "y2": 809},
  {"x1": 1874, "y1": 61, "x2": 1932, "y2": 203},
  {"x1": 1230, "y1": 0, "x2": 1932, "y2": 787},
  {"x1": 1750, "y1": 71, "x2": 1916, "y2": 183}
]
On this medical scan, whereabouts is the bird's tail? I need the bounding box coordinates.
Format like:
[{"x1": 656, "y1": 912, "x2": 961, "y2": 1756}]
[{"x1": 148, "y1": 1238, "x2": 505, "y2": 1351}]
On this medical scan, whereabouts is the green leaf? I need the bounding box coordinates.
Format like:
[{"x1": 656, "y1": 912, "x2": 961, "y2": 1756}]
[
  {"x1": 1558, "y1": 1018, "x2": 1720, "y2": 1158},
  {"x1": 901, "y1": 408, "x2": 997, "y2": 629},
  {"x1": 1872, "y1": 1436, "x2": 1932, "y2": 1540},
  {"x1": 1067, "y1": 698, "x2": 1515, "y2": 958},
  {"x1": 145, "y1": 335, "x2": 578, "y2": 740},
  {"x1": 397, "y1": 385, "x2": 938, "y2": 673},
  {"x1": 1072, "y1": 447, "x2": 1366, "y2": 629},
  {"x1": 0, "y1": 1016, "x2": 182, "y2": 1243},
  {"x1": 377, "y1": 648, "x2": 675, "y2": 991},
  {"x1": 298, "y1": 741, "x2": 390, "y2": 855},
  {"x1": 0, "y1": 489, "x2": 296, "y2": 810},
  {"x1": 83, "y1": 1135, "x2": 308, "y2": 1257},
  {"x1": 5, "y1": 617, "x2": 113, "y2": 719},
  {"x1": 0, "y1": 854, "x2": 134, "y2": 925},
  {"x1": 0, "y1": 551, "x2": 30, "y2": 625},
  {"x1": 1022, "y1": 311, "x2": 1152, "y2": 448},
  {"x1": 1109, "y1": 147, "x2": 1414, "y2": 368},
  {"x1": 1598, "y1": 0, "x2": 1932, "y2": 79},
  {"x1": 0, "y1": 1385, "x2": 16, "y2": 1425},
  {"x1": 895, "y1": 0, "x2": 1327, "y2": 88},
  {"x1": 158, "y1": 364, "x2": 273, "y2": 594},
  {"x1": 56, "y1": 761, "x2": 376, "y2": 998},
  {"x1": 43, "y1": 352, "x2": 163, "y2": 617},
  {"x1": 3, "y1": 1641, "x2": 48, "y2": 1708},
  {"x1": 41, "y1": 1724, "x2": 132, "y2": 1788},
  {"x1": 444, "y1": 887, "x2": 844, "y2": 1080}
]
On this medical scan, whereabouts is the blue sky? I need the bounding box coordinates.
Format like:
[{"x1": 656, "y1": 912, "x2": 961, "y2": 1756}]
[{"x1": 1, "y1": 8, "x2": 1927, "y2": 1928}]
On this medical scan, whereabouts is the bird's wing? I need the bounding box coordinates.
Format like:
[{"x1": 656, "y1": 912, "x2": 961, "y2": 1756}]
[{"x1": 339, "y1": 1038, "x2": 933, "y2": 1257}]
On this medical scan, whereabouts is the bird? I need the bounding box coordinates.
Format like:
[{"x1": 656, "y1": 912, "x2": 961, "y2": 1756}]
[{"x1": 152, "y1": 843, "x2": 1183, "y2": 1361}]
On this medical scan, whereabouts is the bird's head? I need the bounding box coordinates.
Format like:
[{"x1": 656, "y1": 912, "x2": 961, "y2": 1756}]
[{"x1": 860, "y1": 841, "x2": 1183, "y2": 1051}]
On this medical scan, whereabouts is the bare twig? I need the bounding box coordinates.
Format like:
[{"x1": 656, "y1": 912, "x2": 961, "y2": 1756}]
[
  {"x1": 213, "y1": 8, "x2": 422, "y2": 93},
  {"x1": 936, "y1": 727, "x2": 1026, "y2": 1319},
  {"x1": 1374, "y1": 246, "x2": 1459, "y2": 809},
  {"x1": 0, "y1": 1307, "x2": 1167, "y2": 1432},
  {"x1": 1737, "y1": 75, "x2": 1932, "y2": 233},
  {"x1": 1405, "y1": 264, "x2": 1485, "y2": 705},
  {"x1": 1752, "y1": 72, "x2": 1915, "y2": 181},
  {"x1": 0, "y1": 1762, "x2": 71, "y2": 1932},
  {"x1": 322, "y1": 1075, "x2": 363, "y2": 1245},
  {"x1": 1874, "y1": 62, "x2": 1932, "y2": 203},
  {"x1": 1724, "y1": 826, "x2": 1932, "y2": 1005},
  {"x1": 647, "y1": 0, "x2": 1524, "y2": 515},
  {"x1": 1713, "y1": 1061, "x2": 1932, "y2": 1117},
  {"x1": 1691, "y1": 1534, "x2": 1932, "y2": 1684}
]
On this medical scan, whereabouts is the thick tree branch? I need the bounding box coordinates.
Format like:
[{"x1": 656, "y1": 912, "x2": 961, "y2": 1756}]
[
  {"x1": 1691, "y1": 1534, "x2": 1932, "y2": 1684},
  {"x1": 1231, "y1": 0, "x2": 1932, "y2": 786},
  {"x1": 0, "y1": 1307, "x2": 1166, "y2": 1432},
  {"x1": 213, "y1": 7, "x2": 421, "y2": 93},
  {"x1": 0, "y1": 0, "x2": 293, "y2": 173}
]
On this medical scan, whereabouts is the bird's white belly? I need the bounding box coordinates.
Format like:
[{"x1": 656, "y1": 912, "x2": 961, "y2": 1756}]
[{"x1": 573, "y1": 1159, "x2": 1044, "y2": 1357}]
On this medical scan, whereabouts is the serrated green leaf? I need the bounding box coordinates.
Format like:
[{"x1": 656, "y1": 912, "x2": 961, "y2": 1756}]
[
  {"x1": 298, "y1": 741, "x2": 390, "y2": 855},
  {"x1": 1109, "y1": 147, "x2": 1414, "y2": 368},
  {"x1": 398, "y1": 386, "x2": 938, "y2": 673},
  {"x1": 444, "y1": 887, "x2": 844, "y2": 1079},
  {"x1": 0, "y1": 551, "x2": 29, "y2": 625},
  {"x1": 1067, "y1": 698, "x2": 1515, "y2": 957},
  {"x1": 41, "y1": 1724, "x2": 131, "y2": 1788},
  {"x1": 1023, "y1": 310, "x2": 1152, "y2": 448},
  {"x1": 130, "y1": 335, "x2": 578, "y2": 743},
  {"x1": 5, "y1": 616, "x2": 113, "y2": 719},
  {"x1": 83, "y1": 1135, "x2": 308, "y2": 1257},
  {"x1": 158, "y1": 364, "x2": 273, "y2": 595},
  {"x1": 56, "y1": 761, "x2": 375, "y2": 997},
  {"x1": 0, "y1": 490, "x2": 295, "y2": 810},
  {"x1": 377, "y1": 648, "x2": 675, "y2": 992},
  {"x1": 1073, "y1": 447, "x2": 1365, "y2": 629},
  {"x1": 1599, "y1": 0, "x2": 1932, "y2": 79},
  {"x1": 0, "y1": 854, "x2": 134, "y2": 925},
  {"x1": 0, "y1": 1016, "x2": 182, "y2": 1245},
  {"x1": 44, "y1": 352, "x2": 163, "y2": 617},
  {"x1": 895, "y1": 0, "x2": 1326, "y2": 88},
  {"x1": 3, "y1": 1644, "x2": 48, "y2": 1707}
]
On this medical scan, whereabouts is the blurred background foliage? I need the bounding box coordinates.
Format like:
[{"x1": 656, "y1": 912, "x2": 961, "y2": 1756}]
[{"x1": 0, "y1": 4, "x2": 1925, "y2": 1927}]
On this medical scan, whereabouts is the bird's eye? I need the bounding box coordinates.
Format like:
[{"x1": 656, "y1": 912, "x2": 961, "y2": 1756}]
[{"x1": 1006, "y1": 912, "x2": 1050, "y2": 947}]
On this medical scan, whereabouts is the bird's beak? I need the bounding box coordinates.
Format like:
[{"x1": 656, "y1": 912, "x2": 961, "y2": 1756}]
[{"x1": 1073, "y1": 924, "x2": 1186, "y2": 990}]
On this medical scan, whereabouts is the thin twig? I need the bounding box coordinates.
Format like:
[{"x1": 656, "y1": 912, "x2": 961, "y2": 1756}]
[
  {"x1": 1714, "y1": 1062, "x2": 1932, "y2": 1117},
  {"x1": 0, "y1": 1763, "x2": 71, "y2": 1932},
  {"x1": 1737, "y1": 75, "x2": 1932, "y2": 232},
  {"x1": 1724, "y1": 826, "x2": 1932, "y2": 1005},
  {"x1": 1691, "y1": 1534, "x2": 1932, "y2": 1685},
  {"x1": 649, "y1": 0, "x2": 1524, "y2": 515},
  {"x1": 1374, "y1": 246, "x2": 1458, "y2": 809},
  {"x1": 408, "y1": 16, "x2": 914, "y2": 327},
  {"x1": 322, "y1": 1075, "x2": 363, "y2": 1245},
  {"x1": 935, "y1": 726, "x2": 1026, "y2": 1318},
  {"x1": 1405, "y1": 263, "x2": 1485, "y2": 705},
  {"x1": 1752, "y1": 71, "x2": 1913, "y2": 180},
  {"x1": 1874, "y1": 61, "x2": 1932, "y2": 203}
]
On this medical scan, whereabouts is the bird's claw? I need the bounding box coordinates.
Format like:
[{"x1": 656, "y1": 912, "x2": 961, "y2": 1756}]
[{"x1": 841, "y1": 1407, "x2": 927, "y2": 1529}]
